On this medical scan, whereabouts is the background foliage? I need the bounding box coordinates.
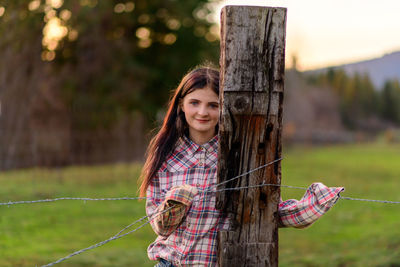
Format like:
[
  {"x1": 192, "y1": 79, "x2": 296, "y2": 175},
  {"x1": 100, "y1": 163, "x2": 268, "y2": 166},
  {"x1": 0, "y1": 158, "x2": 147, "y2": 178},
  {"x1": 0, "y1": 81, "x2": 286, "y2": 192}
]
[
  {"x1": 0, "y1": 0, "x2": 220, "y2": 168},
  {"x1": 1, "y1": 0, "x2": 219, "y2": 124},
  {"x1": 307, "y1": 69, "x2": 400, "y2": 130}
]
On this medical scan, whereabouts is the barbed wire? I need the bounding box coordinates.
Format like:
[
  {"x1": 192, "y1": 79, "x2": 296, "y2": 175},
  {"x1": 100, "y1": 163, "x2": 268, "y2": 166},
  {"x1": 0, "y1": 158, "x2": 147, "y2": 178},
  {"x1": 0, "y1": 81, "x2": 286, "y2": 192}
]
[
  {"x1": 2, "y1": 157, "x2": 400, "y2": 266},
  {"x1": 209, "y1": 158, "x2": 284, "y2": 190},
  {"x1": 2, "y1": 187, "x2": 400, "y2": 208},
  {"x1": 214, "y1": 184, "x2": 400, "y2": 204},
  {"x1": 41, "y1": 205, "x2": 176, "y2": 267},
  {"x1": 41, "y1": 219, "x2": 151, "y2": 267},
  {"x1": 39, "y1": 179, "x2": 400, "y2": 266},
  {"x1": 212, "y1": 182, "x2": 308, "y2": 192},
  {"x1": 0, "y1": 197, "x2": 147, "y2": 206},
  {"x1": 42, "y1": 190, "x2": 217, "y2": 266},
  {"x1": 339, "y1": 196, "x2": 400, "y2": 204},
  {"x1": 1, "y1": 158, "x2": 283, "y2": 207},
  {"x1": 111, "y1": 214, "x2": 149, "y2": 239},
  {"x1": 2, "y1": 186, "x2": 400, "y2": 208}
]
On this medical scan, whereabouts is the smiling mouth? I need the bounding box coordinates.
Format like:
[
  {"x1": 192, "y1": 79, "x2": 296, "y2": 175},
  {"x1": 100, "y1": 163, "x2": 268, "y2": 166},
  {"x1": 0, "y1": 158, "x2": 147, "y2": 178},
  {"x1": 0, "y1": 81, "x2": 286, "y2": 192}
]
[{"x1": 196, "y1": 119, "x2": 209, "y2": 123}]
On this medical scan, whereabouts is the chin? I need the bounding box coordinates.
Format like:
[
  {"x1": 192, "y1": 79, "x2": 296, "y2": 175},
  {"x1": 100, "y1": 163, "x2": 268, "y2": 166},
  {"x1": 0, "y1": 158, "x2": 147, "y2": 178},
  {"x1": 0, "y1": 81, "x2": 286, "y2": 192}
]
[{"x1": 195, "y1": 127, "x2": 212, "y2": 133}]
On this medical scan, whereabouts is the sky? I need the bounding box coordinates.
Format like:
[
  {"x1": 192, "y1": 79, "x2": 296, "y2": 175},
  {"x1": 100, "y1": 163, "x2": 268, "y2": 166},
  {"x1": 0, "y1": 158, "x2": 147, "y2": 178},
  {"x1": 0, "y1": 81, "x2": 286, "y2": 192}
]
[{"x1": 214, "y1": 0, "x2": 400, "y2": 71}]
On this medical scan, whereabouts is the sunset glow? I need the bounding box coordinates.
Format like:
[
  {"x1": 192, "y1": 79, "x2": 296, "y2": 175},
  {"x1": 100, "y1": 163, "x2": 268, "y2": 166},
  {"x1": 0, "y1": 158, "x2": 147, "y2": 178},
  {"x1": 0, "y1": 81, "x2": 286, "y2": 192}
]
[{"x1": 215, "y1": 0, "x2": 400, "y2": 70}]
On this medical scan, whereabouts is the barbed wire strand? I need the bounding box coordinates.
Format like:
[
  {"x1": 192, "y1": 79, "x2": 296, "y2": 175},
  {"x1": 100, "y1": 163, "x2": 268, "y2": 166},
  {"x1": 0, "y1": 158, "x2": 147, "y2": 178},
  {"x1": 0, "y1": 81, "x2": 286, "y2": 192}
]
[
  {"x1": 0, "y1": 197, "x2": 148, "y2": 207},
  {"x1": 41, "y1": 219, "x2": 151, "y2": 267},
  {"x1": 216, "y1": 183, "x2": 400, "y2": 205},
  {"x1": 41, "y1": 205, "x2": 176, "y2": 267},
  {"x1": 215, "y1": 184, "x2": 400, "y2": 204},
  {"x1": 213, "y1": 182, "x2": 308, "y2": 192},
  {"x1": 1, "y1": 191, "x2": 400, "y2": 209},
  {"x1": 37, "y1": 183, "x2": 400, "y2": 265},
  {"x1": 339, "y1": 196, "x2": 400, "y2": 204},
  {"x1": 1, "y1": 158, "x2": 283, "y2": 207},
  {"x1": 42, "y1": 190, "x2": 217, "y2": 267},
  {"x1": 112, "y1": 214, "x2": 149, "y2": 238},
  {"x1": 0, "y1": 155, "x2": 393, "y2": 266},
  {"x1": 209, "y1": 157, "x2": 283, "y2": 190}
]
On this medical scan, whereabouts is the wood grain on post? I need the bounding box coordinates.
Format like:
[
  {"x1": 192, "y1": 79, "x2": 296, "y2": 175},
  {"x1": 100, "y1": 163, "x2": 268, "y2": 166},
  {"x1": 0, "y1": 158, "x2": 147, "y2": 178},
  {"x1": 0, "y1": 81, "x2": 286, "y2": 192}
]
[{"x1": 217, "y1": 6, "x2": 287, "y2": 267}]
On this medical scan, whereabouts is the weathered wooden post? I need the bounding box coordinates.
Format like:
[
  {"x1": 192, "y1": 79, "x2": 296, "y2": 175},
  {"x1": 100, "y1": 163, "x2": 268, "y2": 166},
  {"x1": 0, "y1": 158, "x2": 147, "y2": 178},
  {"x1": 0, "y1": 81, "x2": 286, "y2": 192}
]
[{"x1": 217, "y1": 6, "x2": 287, "y2": 266}]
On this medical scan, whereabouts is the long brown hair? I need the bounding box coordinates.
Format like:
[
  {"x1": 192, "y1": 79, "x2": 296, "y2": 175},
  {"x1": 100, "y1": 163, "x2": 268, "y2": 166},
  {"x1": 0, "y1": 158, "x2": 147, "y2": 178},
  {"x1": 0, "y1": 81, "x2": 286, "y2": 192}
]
[{"x1": 139, "y1": 66, "x2": 220, "y2": 197}]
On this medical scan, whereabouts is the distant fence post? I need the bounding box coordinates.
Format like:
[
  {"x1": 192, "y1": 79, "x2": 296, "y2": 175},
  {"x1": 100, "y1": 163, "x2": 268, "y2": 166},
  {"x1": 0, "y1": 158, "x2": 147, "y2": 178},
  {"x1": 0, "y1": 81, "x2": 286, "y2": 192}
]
[{"x1": 217, "y1": 5, "x2": 287, "y2": 266}]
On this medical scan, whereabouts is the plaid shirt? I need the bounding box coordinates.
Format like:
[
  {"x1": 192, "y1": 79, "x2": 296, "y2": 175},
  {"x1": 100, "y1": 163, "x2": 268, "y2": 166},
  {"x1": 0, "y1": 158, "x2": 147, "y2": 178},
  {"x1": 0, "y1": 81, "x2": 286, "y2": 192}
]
[{"x1": 146, "y1": 135, "x2": 344, "y2": 266}]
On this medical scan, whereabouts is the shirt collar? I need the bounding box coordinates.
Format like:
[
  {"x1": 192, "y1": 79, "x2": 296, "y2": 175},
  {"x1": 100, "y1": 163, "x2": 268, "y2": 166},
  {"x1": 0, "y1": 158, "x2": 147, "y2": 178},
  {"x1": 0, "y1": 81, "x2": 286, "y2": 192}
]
[
  {"x1": 202, "y1": 134, "x2": 219, "y2": 153},
  {"x1": 180, "y1": 134, "x2": 219, "y2": 156}
]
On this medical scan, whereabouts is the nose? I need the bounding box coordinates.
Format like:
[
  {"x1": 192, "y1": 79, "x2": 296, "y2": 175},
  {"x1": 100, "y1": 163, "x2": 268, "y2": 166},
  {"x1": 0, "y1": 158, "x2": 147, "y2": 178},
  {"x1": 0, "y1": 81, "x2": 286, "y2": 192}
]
[{"x1": 198, "y1": 104, "x2": 208, "y2": 116}]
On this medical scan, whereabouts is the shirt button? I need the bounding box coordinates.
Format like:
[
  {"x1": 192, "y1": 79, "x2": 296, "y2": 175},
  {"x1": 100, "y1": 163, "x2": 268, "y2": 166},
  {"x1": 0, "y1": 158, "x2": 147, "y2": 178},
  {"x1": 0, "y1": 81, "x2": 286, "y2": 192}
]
[
  {"x1": 196, "y1": 183, "x2": 201, "y2": 187},
  {"x1": 199, "y1": 162, "x2": 204, "y2": 166}
]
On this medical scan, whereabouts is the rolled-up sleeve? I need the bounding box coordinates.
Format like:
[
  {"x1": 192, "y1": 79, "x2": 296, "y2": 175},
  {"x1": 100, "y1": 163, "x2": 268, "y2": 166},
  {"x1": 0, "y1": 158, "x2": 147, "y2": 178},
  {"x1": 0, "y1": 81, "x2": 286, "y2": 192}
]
[
  {"x1": 278, "y1": 182, "x2": 344, "y2": 228},
  {"x1": 146, "y1": 183, "x2": 198, "y2": 237}
]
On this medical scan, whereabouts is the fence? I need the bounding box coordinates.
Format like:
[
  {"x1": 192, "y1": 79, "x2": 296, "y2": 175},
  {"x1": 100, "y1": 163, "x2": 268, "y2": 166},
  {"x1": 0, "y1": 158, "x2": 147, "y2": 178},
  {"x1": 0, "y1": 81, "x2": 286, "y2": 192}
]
[{"x1": 1, "y1": 159, "x2": 400, "y2": 266}]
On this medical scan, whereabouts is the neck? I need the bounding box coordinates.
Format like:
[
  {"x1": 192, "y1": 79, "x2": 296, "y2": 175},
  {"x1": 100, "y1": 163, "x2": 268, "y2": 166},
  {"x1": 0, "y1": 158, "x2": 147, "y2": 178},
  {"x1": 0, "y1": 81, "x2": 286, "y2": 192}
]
[{"x1": 189, "y1": 131, "x2": 215, "y2": 145}]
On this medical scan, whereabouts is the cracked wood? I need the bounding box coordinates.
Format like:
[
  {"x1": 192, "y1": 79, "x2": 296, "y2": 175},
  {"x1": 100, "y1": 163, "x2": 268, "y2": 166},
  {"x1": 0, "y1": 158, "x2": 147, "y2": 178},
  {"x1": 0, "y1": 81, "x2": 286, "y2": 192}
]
[{"x1": 217, "y1": 6, "x2": 287, "y2": 267}]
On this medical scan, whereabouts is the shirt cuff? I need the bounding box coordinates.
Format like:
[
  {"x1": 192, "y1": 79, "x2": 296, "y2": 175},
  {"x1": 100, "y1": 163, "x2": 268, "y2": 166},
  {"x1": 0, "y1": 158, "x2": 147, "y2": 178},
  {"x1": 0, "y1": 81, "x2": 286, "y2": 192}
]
[
  {"x1": 278, "y1": 182, "x2": 344, "y2": 228},
  {"x1": 165, "y1": 184, "x2": 199, "y2": 206}
]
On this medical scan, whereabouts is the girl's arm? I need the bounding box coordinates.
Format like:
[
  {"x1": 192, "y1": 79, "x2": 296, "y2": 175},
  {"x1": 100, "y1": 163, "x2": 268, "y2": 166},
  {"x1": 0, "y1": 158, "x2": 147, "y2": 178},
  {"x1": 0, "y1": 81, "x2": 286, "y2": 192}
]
[
  {"x1": 146, "y1": 184, "x2": 198, "y2": 237},
  {"x1": 278, "y1": 182, "x2": 344, "y2": 228}
]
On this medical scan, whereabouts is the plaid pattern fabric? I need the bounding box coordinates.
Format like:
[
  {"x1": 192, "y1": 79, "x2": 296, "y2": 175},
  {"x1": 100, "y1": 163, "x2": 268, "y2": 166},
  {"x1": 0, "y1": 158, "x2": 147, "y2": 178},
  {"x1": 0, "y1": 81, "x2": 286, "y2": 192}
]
[
  {"x1": 147, "y1": 135, "x2": 221, "y2": 267},
  {"x1": 146, "y1": 135, "x2": 344, "y2": 266},
  {"x1": 154, "y1": 258, "x2": 176, "y2": 267},
  {"x1": 278, "y1": 182, "x2": 344, "y2": 228},
  {"x1": 151, "y1": 184, "x2": 199, "y2": 237}
]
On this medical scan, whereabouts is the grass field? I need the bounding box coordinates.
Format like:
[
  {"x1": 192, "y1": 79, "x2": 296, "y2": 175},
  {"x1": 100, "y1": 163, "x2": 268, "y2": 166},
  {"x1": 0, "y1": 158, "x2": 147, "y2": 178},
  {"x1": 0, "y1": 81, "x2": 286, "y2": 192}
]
[{"x1": 1, "y1": 142, "x2": 400, "y2": 267}]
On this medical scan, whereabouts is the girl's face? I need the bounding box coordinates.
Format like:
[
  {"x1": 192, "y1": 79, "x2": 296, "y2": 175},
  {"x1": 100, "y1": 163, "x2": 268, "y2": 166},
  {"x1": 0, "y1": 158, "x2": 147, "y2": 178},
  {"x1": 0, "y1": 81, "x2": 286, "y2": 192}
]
[{"x1": 181, "y1": 87, "x2": 219, "y2": 144}]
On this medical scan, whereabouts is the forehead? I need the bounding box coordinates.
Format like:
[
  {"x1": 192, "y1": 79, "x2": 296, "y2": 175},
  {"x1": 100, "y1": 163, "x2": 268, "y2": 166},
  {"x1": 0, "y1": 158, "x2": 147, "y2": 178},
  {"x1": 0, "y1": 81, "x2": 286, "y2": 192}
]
[{"x1": 184, "y1": 87, "x2": 218, "y2": 101}]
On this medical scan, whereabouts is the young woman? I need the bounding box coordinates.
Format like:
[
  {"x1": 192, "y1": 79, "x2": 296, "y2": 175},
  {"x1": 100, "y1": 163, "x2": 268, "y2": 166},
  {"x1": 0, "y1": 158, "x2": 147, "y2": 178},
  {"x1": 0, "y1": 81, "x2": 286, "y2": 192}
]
[{"x1": 139, "y1": 66, "x2": 344, "y2": 267}]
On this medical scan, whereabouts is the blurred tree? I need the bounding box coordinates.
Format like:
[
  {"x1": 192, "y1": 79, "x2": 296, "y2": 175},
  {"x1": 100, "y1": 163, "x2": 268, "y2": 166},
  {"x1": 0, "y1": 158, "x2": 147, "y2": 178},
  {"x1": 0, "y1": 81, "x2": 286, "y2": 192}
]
[
  {"x1": 0, "y1": 0, "x2": 221, "y2": 168},
  {"x1": 53, "y1": 0, "x2": 220, "y2": 128},
  {"x1": 343, "y1": 73, "x2": 377, "y2": 127},
  {"x1": 0, "y1": 1, "x2": 59, "y2": 169},
  {"x1": 380, "y1": 79, "x2": 400, "y2": 124},
  {"x1": 306, "y1": 68, "x2": 386, "y2": 130}
]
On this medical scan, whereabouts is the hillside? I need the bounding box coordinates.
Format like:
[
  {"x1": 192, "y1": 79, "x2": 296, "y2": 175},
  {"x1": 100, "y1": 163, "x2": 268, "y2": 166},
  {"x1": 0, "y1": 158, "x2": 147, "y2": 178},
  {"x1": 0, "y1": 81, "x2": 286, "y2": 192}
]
[{"x1": 308, "y1": 51, "x2": 400, "y2": 89}]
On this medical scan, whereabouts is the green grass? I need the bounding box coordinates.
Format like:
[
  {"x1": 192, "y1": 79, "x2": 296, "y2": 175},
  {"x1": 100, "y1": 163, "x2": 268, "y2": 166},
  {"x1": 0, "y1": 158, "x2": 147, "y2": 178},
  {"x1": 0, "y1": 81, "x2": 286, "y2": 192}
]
[
  {"x1": 280, "y1": 143, "x2": 400, "y2": 267},
  {"x1": 1, "y1": 143, "x2": 400, "y2": 266},
  {"x1": 0, "y1": 164, "x2": 156, "y2": 267}
]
